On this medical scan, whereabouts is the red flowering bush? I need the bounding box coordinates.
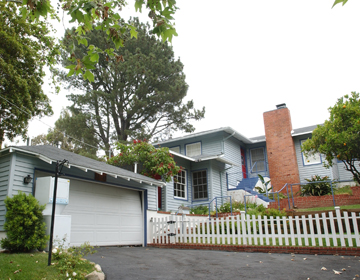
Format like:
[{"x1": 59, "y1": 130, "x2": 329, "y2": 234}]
[{"x1": 107, "y1": 140, "x2": 182, "y2": 182}]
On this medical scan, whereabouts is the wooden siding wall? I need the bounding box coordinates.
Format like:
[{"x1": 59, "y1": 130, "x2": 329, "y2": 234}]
[
  {"x1": 293, "y1": 135, "x2": 332, "y2": 183},
  {"x1": 224, "y1": 137, "x2": 243, "y2": 188},
  {"x1": 210, "y1": 161, "x2": 227, "y2": 205},
  {"x1": 336, "y1": 160, "x2": 360, "y2": 182},
  {"x1": 0, "y1": 154, "x2": 12, "y2": 231},
  {"x1": 162, "y1": 157, "x2": 192, "y2": 212}
]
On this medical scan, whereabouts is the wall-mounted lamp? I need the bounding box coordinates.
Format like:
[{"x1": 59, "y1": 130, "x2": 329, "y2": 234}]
[{"x1": 23, "y1": 175, "x2": 33, "y2": 184}]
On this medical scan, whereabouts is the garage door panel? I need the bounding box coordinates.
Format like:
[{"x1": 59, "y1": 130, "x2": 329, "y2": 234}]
[
  {"x1": 95, "y1": 214, "x2": 121, "y2": 226},
  {"x1": 71, "y1": 231, "x2": 95, "y2": 244},
  {"x1": 62, "y1": 180, "x2": 143, "y2": 246},
  {"x1": 71, "y1": 214, "x2": 95, "y2": 226}
]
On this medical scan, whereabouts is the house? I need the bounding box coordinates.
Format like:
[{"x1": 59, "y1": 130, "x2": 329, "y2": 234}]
[
  {"x1": 0, "y1": 145, "x2": 165, "y2": 247},
  {"x1": 154, "y1": 104, "x2": 356, "y2": 212}
]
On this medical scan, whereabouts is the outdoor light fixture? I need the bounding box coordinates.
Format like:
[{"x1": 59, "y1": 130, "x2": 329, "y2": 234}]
[{"x1": 23, "y1": 175, "x2": 33, "y2": 184}]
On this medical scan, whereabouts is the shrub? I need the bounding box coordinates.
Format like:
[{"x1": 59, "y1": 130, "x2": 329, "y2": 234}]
[
  {"x1": 190, "y1": 205, "x2": 208, "y2": 215},
  {"x1": 52, "y1": 238, "x2": 96, "y2": 279},
  {"x1": 0, "y1": 192, "x2": 48, "y2": 252},
  {"x1": 300, "y1": 175, "x2": 332, "y2": 196}
]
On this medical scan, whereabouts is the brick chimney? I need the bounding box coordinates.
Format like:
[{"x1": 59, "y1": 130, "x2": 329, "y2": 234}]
[{"x1": 263, "y1": 104, "x2": 300, "y2": 192}]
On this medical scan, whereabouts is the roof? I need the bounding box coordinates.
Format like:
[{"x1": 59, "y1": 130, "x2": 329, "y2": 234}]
[
  {"x1": 170, "y1": 150, "x2": 238, "y2": 166},
  {"x1": 154, "y1": 124, "x2": 323, "y2": 146},
  {"x1": 153, "y1": 127, "x2": 254, "y2": 145},
  {"x1": 291, "y1": 124, "x2": 322, "y2": 137},
  {"x1": 1, "y1": 145, "x2": 165, "y2": 187}
]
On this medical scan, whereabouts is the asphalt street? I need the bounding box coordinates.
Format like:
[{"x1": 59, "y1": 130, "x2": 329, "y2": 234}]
[{"x1": 85, "y1": 246, "x2": 360, "y2": 280}]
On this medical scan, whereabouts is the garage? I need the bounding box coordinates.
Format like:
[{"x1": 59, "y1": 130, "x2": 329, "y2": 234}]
[
  {"x1": 61, "y1": 179, "x2": 144, "y2": 247},
  {"x1": 1, "y1": 145, "x2": 164, "y2": 248}
]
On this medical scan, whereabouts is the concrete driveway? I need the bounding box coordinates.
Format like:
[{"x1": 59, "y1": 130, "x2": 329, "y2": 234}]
[{"x1": 86, "y1": 247, "x2": 360, "y2": 280}]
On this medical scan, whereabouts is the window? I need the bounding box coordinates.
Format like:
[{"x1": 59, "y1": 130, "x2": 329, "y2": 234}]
[
  {"x1": 192, "y1": 170, "x2": 208, "y2": 200},
  {"x1": 174, "y1": 170, "x2": 187, "y2": 199},
  {"x1": 186, "y1": 142, "x2": 201, "y2": 157},
  {"x1": 169, "y1": 146, "x2": 180, "y2": 153},
  {"x1": 301, "y1": 140, "x2": 321, "y2": 165},
  {"x1": 250, "y1": 148, "x2": 265, "y2": 172}
]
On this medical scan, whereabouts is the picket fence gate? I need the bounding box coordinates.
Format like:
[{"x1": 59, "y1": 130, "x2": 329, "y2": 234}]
[{"x1": 149, "y1": 207, "x2": 360, "y2": 247}]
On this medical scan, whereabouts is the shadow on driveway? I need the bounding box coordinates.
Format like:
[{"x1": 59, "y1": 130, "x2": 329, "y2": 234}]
[{"x1": 86, "y1": 247, "x2": 360, "y2": 280}]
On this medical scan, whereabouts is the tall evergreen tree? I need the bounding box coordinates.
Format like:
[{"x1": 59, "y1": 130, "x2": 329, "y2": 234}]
[
  {"x1": 0, "y1": 2, "x2": 57, "y2": 148},
  {"x1": 59, "y1": 19, "x2": 204, "y2": 153}
]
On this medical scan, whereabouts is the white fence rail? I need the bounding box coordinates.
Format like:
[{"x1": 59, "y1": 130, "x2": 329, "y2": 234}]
[{"x1": 149, "y1": 207, "x2": 360, "y2": 247}]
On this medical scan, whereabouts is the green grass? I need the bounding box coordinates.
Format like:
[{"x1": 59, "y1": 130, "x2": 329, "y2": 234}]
[
  {"x1": 0, "y1": 251, "x2": 94, "y2": 279},
  {"x1": 295, "y1": 204, "x2": 360, "y2": 212}
]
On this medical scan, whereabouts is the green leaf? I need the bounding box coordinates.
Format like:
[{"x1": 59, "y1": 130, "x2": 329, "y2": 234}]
[
  {"x1": 83, "y1": 70, "x2": 95, "y2": 82},
  {"x1": 78, "y1": 38, "x2": 88, "y2": 46},
  {"x1": 129, "y1": 26, "x2": 138, "y2": 39},
  {"x1": 67, "y1": 69, "x2": 75, "y2": 77},
  {"x1": 65, "y1": 65, "x2": 76, "y2": 70},
  {"x1": 89, "y1": 52, "x2": 99, "y2": 62},
  {"x1": 135, "y1": 0, "x2": 144, "y2": 12},
  {"x1": 332, "y1": 0, "x2": 348, "y2": 8}
]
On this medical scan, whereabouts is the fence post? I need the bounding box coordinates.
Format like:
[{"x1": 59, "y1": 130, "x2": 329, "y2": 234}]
[
  {"x1": 240, "y1": 211, "x2": 247, "y2": 245},
  {"x1": 168, "y1": 213, "x2": 176, "y2": 244}
]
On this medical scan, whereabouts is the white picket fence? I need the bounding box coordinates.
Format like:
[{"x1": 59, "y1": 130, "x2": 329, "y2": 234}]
[{"x1": 149, "y1": 207, "x2": 360, "y2": 247}]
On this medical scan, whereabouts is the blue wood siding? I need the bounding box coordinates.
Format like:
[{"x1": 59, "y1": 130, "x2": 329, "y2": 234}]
[
  {"x1": 224, "y1": 137, "x2": 243, "y2": 188},
  {"x1": 0, "y1": 154, "x2": 12, "y2": 230},
  {"x1": 336, "y1": 160, "x2": 360, "y2": 182},
  {"x1": 210, "y1": 161, "x2": 227, "y2": 204},
  {"x1": 294, "y1": 135, "x2": 332, "y2": 183},
  {"x1": 162, "y1": 157, "x2": 191, "y2": 211}
]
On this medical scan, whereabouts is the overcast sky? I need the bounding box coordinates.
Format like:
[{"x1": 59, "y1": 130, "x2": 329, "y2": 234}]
[{"x1": 6, "y1": 0, "x2": 360, "y2": 146}]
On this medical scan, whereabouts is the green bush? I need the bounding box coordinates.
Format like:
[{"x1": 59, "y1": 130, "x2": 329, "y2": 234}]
[
  {"x1": 52, "y1": 238, "x2": 96, "y2": 279},
  {"x1": 190, "y1": 205, "x2": 209, "y2": 215},
  {"x1": 0, "y1": 192, "x2": 48, "y2": 252},
  {"x1": 219, "y1": 201, "x2": 245, "y2": 213},
  {"x1": 300, "y1": 175, "x2": 332, "y2": 196}
]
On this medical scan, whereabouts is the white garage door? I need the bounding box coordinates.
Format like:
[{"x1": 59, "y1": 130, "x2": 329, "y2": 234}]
[{"x1": 62, "y1": 180, "x2": 143, "y2": 246}]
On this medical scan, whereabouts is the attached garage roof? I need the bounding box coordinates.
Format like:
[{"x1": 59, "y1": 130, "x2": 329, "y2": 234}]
[{"x1": 2, "y1": 145, "x2": 165, "y2": 187}]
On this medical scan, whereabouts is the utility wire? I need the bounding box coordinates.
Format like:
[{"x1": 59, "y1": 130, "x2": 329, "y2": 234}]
[{"x1": 0, "y1": 94, "x2": 102, "y2": 151}]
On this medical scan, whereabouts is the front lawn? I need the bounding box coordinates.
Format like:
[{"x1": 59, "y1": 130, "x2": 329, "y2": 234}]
[
  {"x1": 295, "y1": 204, "x2": 360, "y2": 212},
  {"x1": 0, "y1": 251, "x2": 95, "y2": 279}
]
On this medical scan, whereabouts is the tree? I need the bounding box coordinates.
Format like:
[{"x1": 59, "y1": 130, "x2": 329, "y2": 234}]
[
  {"x1": 10, "y1": 0, "x2": 178, "y2": 81},
  {"x1": 301, "y1": 92, "x2": 360, "y2": 184},
  {"x1": 31, "y1": 109, "x2": 101, "y2": 160},
  {"x1": 0, "y1": 2, "x2": 58, "y2": 148},
  {"x1": 59, "y1": 20, "x2": 204, "y2": 154},
  {"x1": 108, "y1": 140, "x2": 182, "y2": 182}
]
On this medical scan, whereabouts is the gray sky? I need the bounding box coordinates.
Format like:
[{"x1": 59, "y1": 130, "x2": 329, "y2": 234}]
[{"x1": 6, "y1": 0, "x2": 360, "y2": 146}]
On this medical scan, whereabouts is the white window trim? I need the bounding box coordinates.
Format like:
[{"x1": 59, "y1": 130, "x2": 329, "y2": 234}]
[
  {"x1": 186, "y1": 142, "x2": 201, "y2": 157},
  {"x1": 169, "y1": 146, "x2": 180, "y2": 154},
  {"x1": 250, "y1": 147, "x2": 266, "y2": 172},
  {"x1": 301, "y1": 140, "x2": 322, "y2": 166},
  {"x1": 174, "y1": 170, "x2": 187, "y2": 200}
]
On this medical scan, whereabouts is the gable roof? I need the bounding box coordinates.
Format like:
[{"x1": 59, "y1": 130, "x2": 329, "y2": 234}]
[{"x1": 1, "y1": 145, "x2": 165, "y2": 187}]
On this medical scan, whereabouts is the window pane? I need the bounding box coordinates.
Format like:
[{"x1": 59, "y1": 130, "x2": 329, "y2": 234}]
[
  {"x1": 192, "y1": 170, "x2": 208, "y2": 200},
  {"x1": 250, "y1": 148, "x2": 265, "y2": 172},
  {"x1": 174, "y1": 170, "x2": 187, "y2": 198}
]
